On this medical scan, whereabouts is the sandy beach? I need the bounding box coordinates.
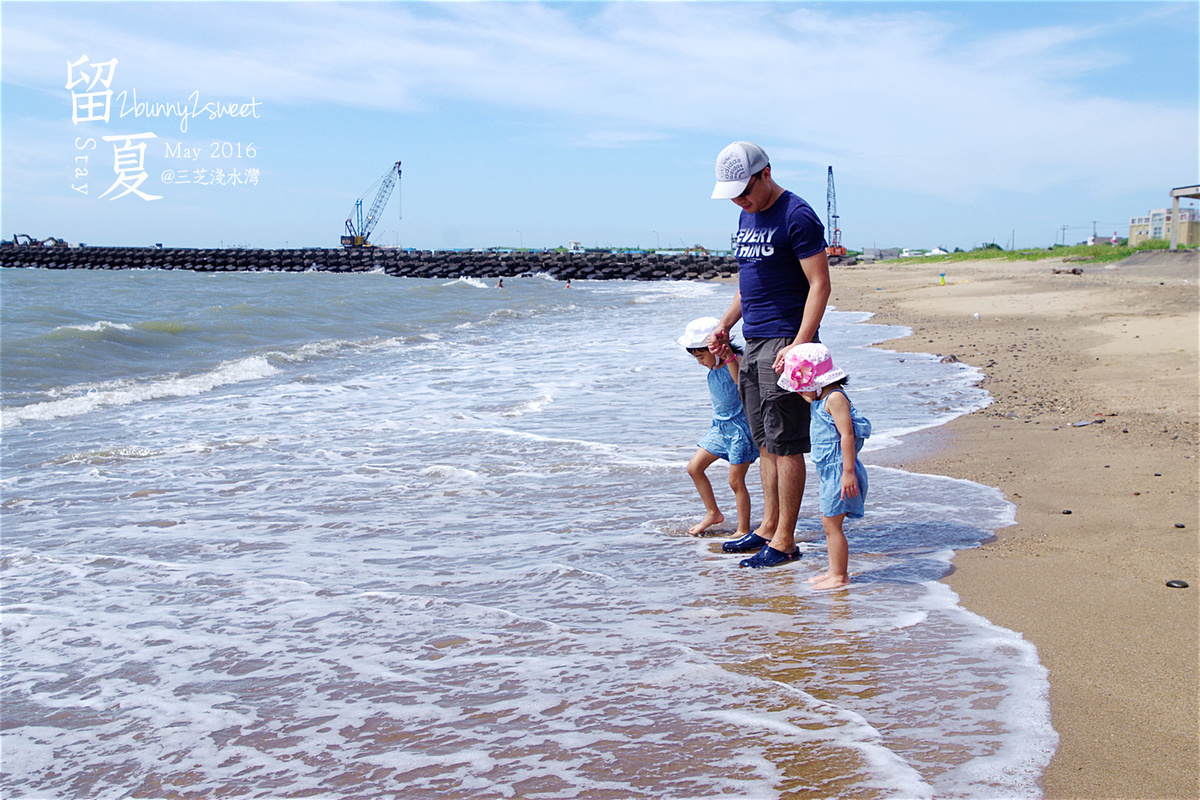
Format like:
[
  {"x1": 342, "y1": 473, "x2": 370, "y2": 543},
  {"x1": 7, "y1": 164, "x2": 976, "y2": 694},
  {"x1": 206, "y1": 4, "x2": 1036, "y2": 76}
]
[{"x1": 830, "y1": 252, "x2": 1199, "y2": 799}]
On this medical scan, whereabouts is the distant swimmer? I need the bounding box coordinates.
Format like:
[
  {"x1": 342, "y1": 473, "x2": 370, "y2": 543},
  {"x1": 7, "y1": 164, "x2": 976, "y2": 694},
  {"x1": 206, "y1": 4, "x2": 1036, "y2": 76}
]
[
  {"x1": 496, "y1": 278, "x2": 503, "y2": 288},
  {"x1": 565, "y1": 280, "x2": 571, "y2": 289}
]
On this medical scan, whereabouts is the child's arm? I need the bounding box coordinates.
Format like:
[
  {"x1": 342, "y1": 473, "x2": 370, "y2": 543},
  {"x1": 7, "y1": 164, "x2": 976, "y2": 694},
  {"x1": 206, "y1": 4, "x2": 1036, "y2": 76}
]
[
  {"x1": 825, "y1": 391, "x2": 860, "y2": 500},
  {"x1": 723, "y1": 353, "x2": 739, "y2": 382}
]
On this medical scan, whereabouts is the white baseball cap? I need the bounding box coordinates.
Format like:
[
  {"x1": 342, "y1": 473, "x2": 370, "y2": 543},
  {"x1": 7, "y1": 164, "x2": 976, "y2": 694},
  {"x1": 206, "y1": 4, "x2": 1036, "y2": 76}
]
[
  {"x1": 677, "y1": 316, "x2": 721, "y2": 349},
  {"x1": 711, "y1": 141, "x2": 769, "y2": 199}
]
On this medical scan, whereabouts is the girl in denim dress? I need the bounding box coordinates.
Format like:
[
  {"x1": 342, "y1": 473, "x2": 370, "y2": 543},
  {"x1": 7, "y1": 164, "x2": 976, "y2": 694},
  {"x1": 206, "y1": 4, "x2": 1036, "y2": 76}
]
[
  {"x1": 778, "y1": 343, "x2": 871, "y2": 589},
  {"x1": 677, "y1": 317, "x2": 758, "y2": 537}
]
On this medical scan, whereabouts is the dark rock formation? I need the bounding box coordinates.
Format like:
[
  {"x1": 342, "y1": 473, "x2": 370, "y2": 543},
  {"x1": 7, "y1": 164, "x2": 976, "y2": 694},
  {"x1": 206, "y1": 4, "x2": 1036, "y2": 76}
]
[{"x1": 0, "y1": 245, "x2": 738, "y2": 282}]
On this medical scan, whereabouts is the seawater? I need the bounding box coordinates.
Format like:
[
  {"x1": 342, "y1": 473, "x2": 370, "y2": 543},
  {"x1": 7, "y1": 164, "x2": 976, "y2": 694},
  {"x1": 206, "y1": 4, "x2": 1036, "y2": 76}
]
[{"x1": 0, "y1": 268, "x2": 1056, "y2": 799}]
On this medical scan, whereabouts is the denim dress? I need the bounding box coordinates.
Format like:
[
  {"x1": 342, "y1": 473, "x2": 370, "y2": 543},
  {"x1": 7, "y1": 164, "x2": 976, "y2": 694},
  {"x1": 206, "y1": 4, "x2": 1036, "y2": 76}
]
[
  {"x1": 696, "y1": 366, "x2": 758, "y2": 465},
  {"x1": 810, "y1": 387, "x2": 871, "y2": 518}
]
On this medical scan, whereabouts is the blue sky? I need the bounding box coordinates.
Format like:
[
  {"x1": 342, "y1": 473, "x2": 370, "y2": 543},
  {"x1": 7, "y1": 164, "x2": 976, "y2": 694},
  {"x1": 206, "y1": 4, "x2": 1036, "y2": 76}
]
[{"x1": 2, "y1": 1, "x2": 1197, "y2": 252}]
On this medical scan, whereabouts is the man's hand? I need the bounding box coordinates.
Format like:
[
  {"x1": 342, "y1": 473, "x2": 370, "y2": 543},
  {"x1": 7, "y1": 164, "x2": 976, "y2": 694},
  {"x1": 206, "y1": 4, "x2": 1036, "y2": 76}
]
[
  {"x1": 707, "y1": 328, "x2": 733, "y2": 361},
  {"x1": 772, "y1": 343, "x2": 799, "y2": 373}
]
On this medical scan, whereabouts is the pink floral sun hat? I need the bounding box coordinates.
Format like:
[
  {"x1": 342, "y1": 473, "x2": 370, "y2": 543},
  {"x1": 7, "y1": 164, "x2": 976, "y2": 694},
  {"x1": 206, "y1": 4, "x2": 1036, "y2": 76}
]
[{"x1": 777, "y1": 342, "x2": 848, "y2": 393}]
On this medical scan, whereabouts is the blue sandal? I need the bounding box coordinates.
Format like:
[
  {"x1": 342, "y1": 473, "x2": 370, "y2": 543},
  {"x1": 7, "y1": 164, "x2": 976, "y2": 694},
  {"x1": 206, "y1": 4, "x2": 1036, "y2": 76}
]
[
  {"x1": 721, "y1": 533, "x2": 770, "y2": 553},
  {"x1": 740, "y1": 545, "x2": 801, "y2": 568}
]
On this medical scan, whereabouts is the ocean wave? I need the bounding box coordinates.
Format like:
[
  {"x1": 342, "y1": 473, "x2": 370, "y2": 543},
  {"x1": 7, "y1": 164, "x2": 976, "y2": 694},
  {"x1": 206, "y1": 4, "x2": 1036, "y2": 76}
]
[
  {"x1": 135, "y1": 320, "x2": 195, "y2": 334},
  {"x1": 1, "y1": 356, "x2": 279, "y2": 428},
  {"x1": 50, "y1": 320, "x2": 135, "y2": 334},
  {"x1": 48, "y1": 446, "x2": 166, "y2": 465},
  {"x1": 39, "y1": 318, "x2": 196, "y2": 346},
  {"x1": 453, "y1": 306, "x2": 539, "y2": 330},
  {"x1": 418, "y1": 464, "x2": 483, "y2": 481},
  {"x1": 442, "y1": 276, "x2": 491, "y2": 289},
  {"x1": 1, "y1": 331, "x2": 445, "y2": 428},
  {"x1": 499, "y1": 392, "x2": 554, "y2": 417}
]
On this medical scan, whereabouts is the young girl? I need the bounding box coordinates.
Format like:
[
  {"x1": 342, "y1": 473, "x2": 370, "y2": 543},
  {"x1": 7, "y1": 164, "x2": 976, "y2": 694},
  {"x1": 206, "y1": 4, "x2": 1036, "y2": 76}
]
[
  {"x1": 778, "y1": 343, "x2": 871, "y2": 589},
  {"x1": 677, "y1": 317, "x2": 757, "y2": 537}
]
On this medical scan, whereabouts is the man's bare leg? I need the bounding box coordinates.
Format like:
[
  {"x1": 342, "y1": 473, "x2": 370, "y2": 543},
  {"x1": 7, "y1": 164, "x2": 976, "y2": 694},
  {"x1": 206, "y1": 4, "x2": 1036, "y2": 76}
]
[
  {"x1": 728, "y1": 462, "x2": 752, "y2": 535},
  {"x1": 755, "y1": 449, "x2": 778, "y2": 540},
  {"x1": 767, "y1": 453, "x2": 806, "y2": 553}
]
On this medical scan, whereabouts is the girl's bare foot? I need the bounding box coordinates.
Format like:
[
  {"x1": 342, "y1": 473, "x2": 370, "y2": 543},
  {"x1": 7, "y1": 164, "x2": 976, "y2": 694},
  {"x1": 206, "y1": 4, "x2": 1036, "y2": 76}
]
[
  {"x1": 806, "y1": 572, "x2": 830, "y2": 585},
  {"x1": 811, "y1": 574, "x2": 850, "y2": 591},
  {"x1": 689, "y1": 509, "x2": 724, "y2": 535}
]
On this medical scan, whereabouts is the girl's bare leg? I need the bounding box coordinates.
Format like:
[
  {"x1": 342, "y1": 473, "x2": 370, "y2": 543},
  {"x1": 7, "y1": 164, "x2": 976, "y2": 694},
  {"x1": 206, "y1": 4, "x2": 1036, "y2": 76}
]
[
  {"x1": 687, "y1": 449, "x2": 724, "y2": 534},
  {"x1": 810, "y1": 513, "x2": 850, "y2": 590},
  {"x1": 728, "y1": 462, "x2": 752, "y2": 535}
]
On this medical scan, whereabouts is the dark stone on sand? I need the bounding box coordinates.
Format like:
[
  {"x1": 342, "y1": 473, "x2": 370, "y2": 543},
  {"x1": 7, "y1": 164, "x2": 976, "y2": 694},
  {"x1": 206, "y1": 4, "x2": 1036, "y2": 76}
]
[
  {"x1": 1062, "y1": 510, "x2": 1072, "y2": 514},
  {"x1": 1165, "y1": 580, "x2": 1189, "y2": 589},
  {"x1": 1175, "y1": 523, "x2": 1186, "y2": 528}
]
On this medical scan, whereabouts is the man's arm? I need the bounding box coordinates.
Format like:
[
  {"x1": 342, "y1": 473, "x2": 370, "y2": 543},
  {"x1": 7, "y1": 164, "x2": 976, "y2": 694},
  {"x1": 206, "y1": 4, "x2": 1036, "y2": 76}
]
[
  {"x1": 772, "y1": 250, "x2": 831, "y2": 371},
  {"x1": 708, "y1": 289, "x2": 743, "y2": 359},
  {"x1": 795, "y1": 250, "x2": 831, "y2": 345}
]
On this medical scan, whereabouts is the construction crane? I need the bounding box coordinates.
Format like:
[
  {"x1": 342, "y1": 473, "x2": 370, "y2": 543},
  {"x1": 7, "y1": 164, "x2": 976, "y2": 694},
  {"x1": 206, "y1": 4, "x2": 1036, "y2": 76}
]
[
  {"x1": 825, "y1": 166, "x2": 847, "y2": 257},
  {"x1": 341, "y1": 160, "x2": 402, "y2": 247}
]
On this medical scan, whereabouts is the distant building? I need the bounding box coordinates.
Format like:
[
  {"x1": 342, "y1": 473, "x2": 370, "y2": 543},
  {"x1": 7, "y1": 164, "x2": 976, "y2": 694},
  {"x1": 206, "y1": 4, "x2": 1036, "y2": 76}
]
[
  {"x1": 860, "y1": 248, "x2": 900, "y2": 261},
  {"x1": 1129, "y1": 207, "x2": 1199, "y2": 246}
]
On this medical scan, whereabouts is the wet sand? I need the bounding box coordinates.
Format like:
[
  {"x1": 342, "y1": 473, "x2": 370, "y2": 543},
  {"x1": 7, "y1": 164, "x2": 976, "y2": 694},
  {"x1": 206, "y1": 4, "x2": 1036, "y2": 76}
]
[{"x1": 835, "y1": 252, "x2": 1199, "y2": 799}]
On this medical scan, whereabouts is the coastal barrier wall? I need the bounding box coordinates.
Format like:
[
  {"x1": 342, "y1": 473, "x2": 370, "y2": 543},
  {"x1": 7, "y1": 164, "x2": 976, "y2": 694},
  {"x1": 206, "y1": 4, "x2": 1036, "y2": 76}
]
[{"x1": 0, "y1": 246, "x2": 738, "y2": 281}]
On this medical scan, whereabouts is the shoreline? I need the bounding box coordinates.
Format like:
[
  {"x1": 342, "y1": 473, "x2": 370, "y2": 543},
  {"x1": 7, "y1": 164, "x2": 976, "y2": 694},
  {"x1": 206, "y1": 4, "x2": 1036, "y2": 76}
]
[{"x1": 837, "y1": 254, "x2": 1199, "y2": 799}]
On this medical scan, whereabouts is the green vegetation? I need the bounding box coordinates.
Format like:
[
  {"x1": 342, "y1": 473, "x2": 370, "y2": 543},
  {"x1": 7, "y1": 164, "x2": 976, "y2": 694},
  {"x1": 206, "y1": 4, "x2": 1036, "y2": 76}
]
[{"x1": 898, "y1": 238, "x2": 1193, "y2": 265}]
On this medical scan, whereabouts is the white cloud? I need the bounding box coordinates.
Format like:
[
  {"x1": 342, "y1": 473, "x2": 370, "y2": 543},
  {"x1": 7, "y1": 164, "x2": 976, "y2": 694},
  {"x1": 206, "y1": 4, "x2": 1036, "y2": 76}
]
[{"x1": 3, "y1": 1, "x2": 1195, "y2": 247}]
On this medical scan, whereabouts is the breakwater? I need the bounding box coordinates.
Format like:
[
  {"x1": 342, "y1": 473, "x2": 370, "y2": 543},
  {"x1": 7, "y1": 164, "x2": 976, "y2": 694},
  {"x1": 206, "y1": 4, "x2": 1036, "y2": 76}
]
[{"x1": 0, "y1": 246, "x2": 737, "y2": 281}]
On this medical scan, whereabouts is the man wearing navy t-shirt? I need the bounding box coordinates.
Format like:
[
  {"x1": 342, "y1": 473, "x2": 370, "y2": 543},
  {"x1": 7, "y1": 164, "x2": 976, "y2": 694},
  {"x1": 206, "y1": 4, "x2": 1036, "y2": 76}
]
[{"x1": 706, "y1": 141, "x2": 831, "y2": 569}]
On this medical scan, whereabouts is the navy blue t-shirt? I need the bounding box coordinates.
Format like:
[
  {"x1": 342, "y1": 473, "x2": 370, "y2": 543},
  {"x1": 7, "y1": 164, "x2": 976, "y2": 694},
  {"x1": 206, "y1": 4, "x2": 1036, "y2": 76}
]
[{"x1": 734, "y1": 191, "x2": 826, "y2": 339}]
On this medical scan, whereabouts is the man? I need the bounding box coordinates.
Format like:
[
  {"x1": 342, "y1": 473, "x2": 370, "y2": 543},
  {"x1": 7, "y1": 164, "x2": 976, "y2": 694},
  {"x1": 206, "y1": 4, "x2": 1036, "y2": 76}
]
[{"x1": 707, "y1": 141, "x2": 831, "y2": 568}]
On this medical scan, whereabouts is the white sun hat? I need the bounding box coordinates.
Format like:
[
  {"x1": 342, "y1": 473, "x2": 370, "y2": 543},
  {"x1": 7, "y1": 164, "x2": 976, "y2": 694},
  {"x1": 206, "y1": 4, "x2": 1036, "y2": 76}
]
[
  {"x1": 777, "y1": 342, "x2": 848, "y2": 393},
  {"x1": 677, "y1": 317, "x2": 721, "y2": 349},
  {"x1": 711, "y1": 141, "x2": 769, "y2": 199}
]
